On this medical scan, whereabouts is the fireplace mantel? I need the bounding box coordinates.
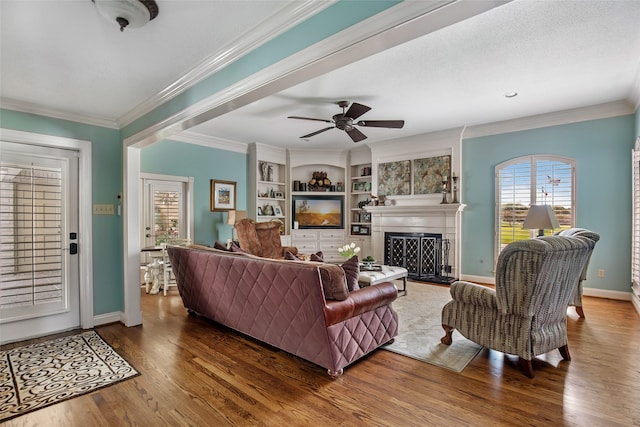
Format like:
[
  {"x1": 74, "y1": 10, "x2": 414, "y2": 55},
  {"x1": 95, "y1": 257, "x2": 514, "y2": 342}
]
[
  {"x1": 365, "y1": 203, "x2": 466, "y2": 281},
  {"x1": 365, "y1": 204, "x2": 465, "y2": 215}
]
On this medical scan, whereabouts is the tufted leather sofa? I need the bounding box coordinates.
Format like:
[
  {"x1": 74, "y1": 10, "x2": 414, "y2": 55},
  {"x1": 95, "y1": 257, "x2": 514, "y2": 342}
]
[{"x1": 167, "y1": 245, "x2": 399, "y2": 377}]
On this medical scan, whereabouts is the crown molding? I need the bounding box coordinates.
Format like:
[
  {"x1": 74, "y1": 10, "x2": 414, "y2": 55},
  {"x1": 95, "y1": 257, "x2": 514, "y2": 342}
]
[
  {"x1": 463, "y1": 100, "x2": 636, "y2": 139},
  {"x1": 126, "y1": 0, "x2": 506, "y2": 148},
  {"x1": 630, "y1": 70, "x2": 640, "y2": 112},
  {"x1": 169, "y1": 131, "x2": 248, "y2": 154},
  {"x1": 116, "y1": 1, "x2": 337, "y2": 129},
  {"x1": 0, "y1": 98, "x2": 119, "y2": 129}
]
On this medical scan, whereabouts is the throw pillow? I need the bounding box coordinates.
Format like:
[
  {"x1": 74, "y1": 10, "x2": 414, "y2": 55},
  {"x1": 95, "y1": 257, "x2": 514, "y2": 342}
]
[
  {"x1": 284, "y1": 251, "x2": 300, "y2": 261},
  {"x1": 318, "y1": 264, "x2": 350, "y2": 301},
  {"x1": 341, "y1": 255, "x2": 360, "y2": 291},
  {"x1": 213, "y1": 240, "x2": 231, "y2": 251},
  {"x1": 310, "y1": 251, "x2": 324, "y2": 262}
]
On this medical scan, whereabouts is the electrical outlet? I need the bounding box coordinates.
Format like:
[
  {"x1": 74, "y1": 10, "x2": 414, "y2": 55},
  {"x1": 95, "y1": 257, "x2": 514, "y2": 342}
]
[
  {"x1": 93, "y1": 204, "x2": 115, "y2": 215},
  {"x1": 597, "y1": 269, "x2": 605, "y2": 278}
]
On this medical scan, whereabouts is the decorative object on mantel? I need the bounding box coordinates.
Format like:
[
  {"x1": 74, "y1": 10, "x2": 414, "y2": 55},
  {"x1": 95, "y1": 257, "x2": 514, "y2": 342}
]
[
  {"x1": 440, "y1": 177, "x2": 449, "y2": 204},
  {"x1": 451, "y1": 173, "x2": 459, "y2": 204},
  {"x1": 413, "y1": 155, "x2": 451, "y2": 194},
  {"x1": 93, "y1": 0, "x2": 159, "y2": 32},
  {"x1": 308, "y1": 171, "x2": 332, "y2": 191},
  {"x1": 378, "y1": 160, "x2": 411, "y2": 196}
]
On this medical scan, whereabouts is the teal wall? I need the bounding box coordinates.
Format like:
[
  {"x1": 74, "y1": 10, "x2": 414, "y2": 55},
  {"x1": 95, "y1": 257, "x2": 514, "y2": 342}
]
[
  {"x1": 462, "y1": 115, "x2": 635, "y2": 293},
  {"x1": 0, "y1": 109, "x2": 124, "y2": 315},
  {"x1": 140, "y1": 140, "x2": 247, "y2": 245}
]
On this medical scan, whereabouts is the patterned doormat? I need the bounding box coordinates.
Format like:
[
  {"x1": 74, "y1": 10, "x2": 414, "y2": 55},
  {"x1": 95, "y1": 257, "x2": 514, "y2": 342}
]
[{"x1": 0, "y1": 330, "x2": 139, "y2": 422}]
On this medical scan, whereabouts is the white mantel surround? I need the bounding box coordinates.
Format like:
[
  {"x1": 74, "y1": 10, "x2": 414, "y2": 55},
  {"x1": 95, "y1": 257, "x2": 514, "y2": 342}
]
[{"x1": 365, "y1": 204, "x2": 466, "y2": 279}]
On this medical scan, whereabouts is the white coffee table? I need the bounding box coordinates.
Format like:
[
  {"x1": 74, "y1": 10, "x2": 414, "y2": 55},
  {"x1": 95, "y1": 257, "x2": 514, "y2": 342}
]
[{"x1": 358, "y1": 265, "x2": 408, "y2": 296}]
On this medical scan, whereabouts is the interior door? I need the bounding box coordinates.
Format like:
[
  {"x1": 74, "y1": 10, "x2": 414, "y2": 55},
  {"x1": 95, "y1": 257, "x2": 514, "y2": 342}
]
[
  {"x1": 0, "y1": 141, "x2": 80, "y2": 343},
  {"x1": 141, "y1": 179, "x2": 186, "y2": 257}
]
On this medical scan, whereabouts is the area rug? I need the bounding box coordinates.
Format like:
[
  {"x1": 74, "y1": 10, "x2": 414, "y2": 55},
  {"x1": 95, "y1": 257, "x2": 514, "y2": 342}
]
[
  {"x1": 382, "y1": 281, "x2": 483, "y2": 372},
  {"x1": 0, "y1": 330, "x2": 139, "y2": 421}
]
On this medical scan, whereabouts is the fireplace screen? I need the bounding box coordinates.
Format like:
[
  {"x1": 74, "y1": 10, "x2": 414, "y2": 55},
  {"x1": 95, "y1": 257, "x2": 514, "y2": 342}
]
[{"x1": 384, "y1": 232, "x2": 455, "y2": 284}]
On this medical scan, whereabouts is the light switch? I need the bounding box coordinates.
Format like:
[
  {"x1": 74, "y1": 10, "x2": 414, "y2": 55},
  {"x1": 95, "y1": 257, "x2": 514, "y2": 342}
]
[{"x1": 93, "y1": 204, "x2": 115, "y2": 215}]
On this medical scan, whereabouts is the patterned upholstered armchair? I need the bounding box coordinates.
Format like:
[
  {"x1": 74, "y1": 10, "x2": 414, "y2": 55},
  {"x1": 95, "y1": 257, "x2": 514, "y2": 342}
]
[
  {"x1": 441, "y1": 234, "x2": 598, "y2": 377},
  {"x1": 553, "y1": 228, "x2": 600, "y2": 318},
  {"x1": 234, "y1": 218, "x2": 298, "y2": 259}
]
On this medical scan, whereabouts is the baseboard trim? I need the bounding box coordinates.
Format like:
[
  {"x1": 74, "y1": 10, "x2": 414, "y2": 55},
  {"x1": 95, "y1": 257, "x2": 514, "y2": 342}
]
[
  {"x1": 632, "y1": 294, "x2": 640, "y2": 316},
  {"x1": 459, "y1": 274, "x2": 635, "y2": 303},
  {"x1": 93, "y1": 312, "x2": 123, "y2": 327},
  {"x1": 458, "y1": 274, "x2": 495, "y2": 285}
]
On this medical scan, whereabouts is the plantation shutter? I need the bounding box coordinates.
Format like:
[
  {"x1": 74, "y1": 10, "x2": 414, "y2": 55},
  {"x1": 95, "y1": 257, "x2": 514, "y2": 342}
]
[
  {"x1": 153, "y1": 189, "x2": 182, "y2": 243},
  {"x1": 535, "y1": 159, "x2": 573, "y2": 227},
  {"x1": 632, "y1": 139, "x2": 640, "y2": 298},
  {"x1": 496, "y1": 155, "x2": 575, "y2": 262},
  {"x1": 0, "y1": 162, "x2": 63, "y2": 310},
  {"x1": 497, "y1": 161, "x2": 531, "y2": 249}
]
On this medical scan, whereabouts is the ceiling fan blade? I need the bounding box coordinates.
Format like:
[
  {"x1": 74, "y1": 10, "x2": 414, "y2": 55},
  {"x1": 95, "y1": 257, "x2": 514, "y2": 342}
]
[
  {"x1": 346, "y1": 127, "x2": 367, "y2": 143},
  {"x1": 344, "y1": 102, "x2": 371, "y2": 120},
  {"x1": 357, "y1": 120, "x2": 405, "y2": 129},
  {"x1": 300, "y1": 126, "x2": 334, "y2": 139},
  {"x1": 288, "y1": 116, "x2": 332, "y2": 123}
]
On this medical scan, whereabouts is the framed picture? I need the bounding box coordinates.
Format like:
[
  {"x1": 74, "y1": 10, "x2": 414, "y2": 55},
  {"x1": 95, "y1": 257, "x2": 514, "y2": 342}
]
[
  {"x1": 273, "y1": 191, "x2": 284, "y2": 199},
  {"x1": 274, "y1": 206, "x2": 283, "y2": 216},
  {"x1": 361, "y1": 212, "x2": 371, "y2": 222},
  {"x1": 353, "y1": 182, "x2": 363, "y2": 191},
  {"x1": 351, "y1": 225, "x2": 360, "y2": 234},
  {"x1": 257, "y1": 206, "x2": 263, "y2": 216},
  {"x1": 210, "y1": 180, "x2": 236, "y2": 211},
  {"x1": 359, "y1": 225, "x2": 370, "y2": 235}
]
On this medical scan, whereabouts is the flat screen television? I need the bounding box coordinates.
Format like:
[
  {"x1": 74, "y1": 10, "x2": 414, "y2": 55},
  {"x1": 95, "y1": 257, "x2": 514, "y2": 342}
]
[{"x1": 292, "y1": 195, "x2": 344, "y2": 229}]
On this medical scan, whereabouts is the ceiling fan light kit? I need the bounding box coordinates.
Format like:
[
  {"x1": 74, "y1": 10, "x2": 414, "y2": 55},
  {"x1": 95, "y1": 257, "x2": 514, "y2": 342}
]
[
  {"x1": 288, "y1": 101, "x2": 404, "y2": 143},
  {"x1": 93, "y1": 0, "x2": 159, "y2": 32}
]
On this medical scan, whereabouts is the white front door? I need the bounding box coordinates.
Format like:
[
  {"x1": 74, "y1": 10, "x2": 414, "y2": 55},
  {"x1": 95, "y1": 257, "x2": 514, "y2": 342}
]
[{"x1": 0, "y1": 141, "x2": 80, "y2": 343}]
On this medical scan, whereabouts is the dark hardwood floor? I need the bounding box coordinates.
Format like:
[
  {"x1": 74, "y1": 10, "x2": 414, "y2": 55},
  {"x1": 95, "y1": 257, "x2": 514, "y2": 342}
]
[{"x1": 4, "y1": 282, "x2": 640, "y2": 426}]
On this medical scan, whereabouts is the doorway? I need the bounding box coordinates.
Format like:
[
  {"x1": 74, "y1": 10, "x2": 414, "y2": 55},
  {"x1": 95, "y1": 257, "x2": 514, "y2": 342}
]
[{"x1": 0, "y1": 141, "x2": 80, "y2": 343}]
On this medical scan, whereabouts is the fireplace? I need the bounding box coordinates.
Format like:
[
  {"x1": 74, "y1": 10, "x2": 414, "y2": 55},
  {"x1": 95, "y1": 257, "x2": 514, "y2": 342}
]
[
  {"x1": 384, "y1": 232, "x2": 455, "y2": 284},
  {"x1": 365, "y1": 204, "x2": 464, "y2": 284}
]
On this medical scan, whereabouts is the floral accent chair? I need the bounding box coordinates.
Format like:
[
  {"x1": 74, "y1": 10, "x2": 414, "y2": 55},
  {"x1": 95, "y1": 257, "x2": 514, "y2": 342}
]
[
  {"x1": 440, "y1": 233, "x2": 598, "y2": 378},
  {"x1": 553, "y1": 228, "x2": 600, "y2": 318}
]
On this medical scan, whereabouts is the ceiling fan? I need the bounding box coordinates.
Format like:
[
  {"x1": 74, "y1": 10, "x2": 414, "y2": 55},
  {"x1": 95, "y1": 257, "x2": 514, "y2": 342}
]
[{"x1": 287, "y1": 101, "x2": 405, "y2": 143}]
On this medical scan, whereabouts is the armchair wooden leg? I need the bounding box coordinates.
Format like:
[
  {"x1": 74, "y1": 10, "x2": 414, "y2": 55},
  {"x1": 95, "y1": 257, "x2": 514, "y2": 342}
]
[
  {"x1": 575, "y1": 305, "x2": 585, "y2": 318},
  {"x1": 519, "y1": 358, "x2": 534, "y2": 378},
  {"x1": 558, "y1": 344, "x2": 571, "y2": 361},
  {"x1": 440, "y1": 324, "x2": 454, "y2": 345}
]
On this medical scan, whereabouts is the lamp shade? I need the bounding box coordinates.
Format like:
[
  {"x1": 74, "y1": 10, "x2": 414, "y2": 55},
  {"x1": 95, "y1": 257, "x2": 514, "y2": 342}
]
[
  {"x1": 522, "y1": 205, "x2": 560, "y2": 235},
  {"x1": 226, "y1": 210, "x2": 236, "y2": 225}
]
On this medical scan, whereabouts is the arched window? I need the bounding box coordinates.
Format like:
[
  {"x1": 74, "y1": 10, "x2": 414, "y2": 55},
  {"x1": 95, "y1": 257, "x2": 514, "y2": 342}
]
[{"x1": 495, "y1": 155, "x2": 575, "y2": 258}]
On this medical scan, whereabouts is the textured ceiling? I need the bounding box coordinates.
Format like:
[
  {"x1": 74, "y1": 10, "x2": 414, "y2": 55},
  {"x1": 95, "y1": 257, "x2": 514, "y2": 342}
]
[{"x1": 1, "y1": 1, "x2": 639, "y2": 151}]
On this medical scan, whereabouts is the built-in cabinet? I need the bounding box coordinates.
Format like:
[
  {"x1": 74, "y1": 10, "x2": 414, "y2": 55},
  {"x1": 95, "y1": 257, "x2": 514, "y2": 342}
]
[
  {"x1": 347, "y1": 148, "x2": 372, "y2": 258},
  {"x1": 248, "y1": 143, "x2": 288, "y2": 232},
  {"x1": 290, "y1": 229, "x2": 346, "y2": 263},
  {"x1": 288, "y1": 150, "x2": 348, "y2": 261}
]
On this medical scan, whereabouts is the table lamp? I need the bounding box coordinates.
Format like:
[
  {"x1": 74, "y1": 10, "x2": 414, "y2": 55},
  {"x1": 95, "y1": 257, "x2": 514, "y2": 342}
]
[
  {"x1": 227, "y1": 210, "x2": 246, "y2": 242},
  {"x1": 522, "y1": 205, "x2": 560, "y2": 237}
]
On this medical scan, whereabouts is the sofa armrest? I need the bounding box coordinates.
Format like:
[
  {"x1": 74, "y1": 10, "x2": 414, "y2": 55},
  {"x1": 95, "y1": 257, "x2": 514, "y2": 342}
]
[
  {"x1": 323, "y1": 282, "x2": 398, "y2": 326},
  {"x1": 449, "y1": 280, "x2": 497, "y2": 309}
]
